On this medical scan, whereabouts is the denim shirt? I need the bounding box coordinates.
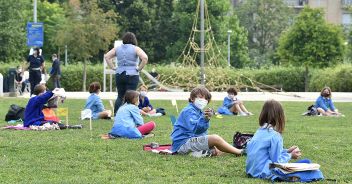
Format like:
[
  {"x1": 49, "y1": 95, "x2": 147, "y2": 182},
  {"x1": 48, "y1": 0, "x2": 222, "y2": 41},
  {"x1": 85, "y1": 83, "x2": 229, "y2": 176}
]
[
  {"x1": 315, "y1": 96, "x2": 335, "y2": 111},
  {"x1": 115, "y1": 44, "x2": 139, "y2": 75}
]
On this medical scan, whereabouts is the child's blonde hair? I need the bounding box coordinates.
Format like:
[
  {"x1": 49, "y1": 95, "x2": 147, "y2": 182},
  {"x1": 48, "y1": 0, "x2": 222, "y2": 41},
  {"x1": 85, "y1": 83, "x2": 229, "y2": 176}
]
[{"x1": 259, "y1": 100, "x2": 285, "y2": 133}]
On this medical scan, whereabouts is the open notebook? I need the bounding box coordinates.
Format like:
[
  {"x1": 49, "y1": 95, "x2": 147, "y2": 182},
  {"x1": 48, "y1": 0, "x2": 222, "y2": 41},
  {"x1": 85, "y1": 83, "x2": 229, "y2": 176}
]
[{"x1": 269, "y1": 163, "x2": 320, "y2": 174}]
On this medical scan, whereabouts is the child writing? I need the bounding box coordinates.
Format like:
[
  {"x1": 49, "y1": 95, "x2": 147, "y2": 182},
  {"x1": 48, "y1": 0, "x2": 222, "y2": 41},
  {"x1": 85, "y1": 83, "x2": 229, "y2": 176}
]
[
  {"x1": 246, "y1": 100, "x2": 323, "y2": 181},
  {"x1": 84, "y1": 82, "x2": 112, "y2": 120},
  {"x1": 103, "y1": 90, "x2": 156, "y2": 139},
  {"x1": 217, "y1": 87, "x2": 253, "y2": 116},
  {"x1": 171, "y1": 86, "x2": 243, "y2": 157},
  {"x1": 24, "y1": 84, "x2": 60, "y2": 127},
  {"x1": 315, "y1": 87, "x2": 342, "y2": 116}
]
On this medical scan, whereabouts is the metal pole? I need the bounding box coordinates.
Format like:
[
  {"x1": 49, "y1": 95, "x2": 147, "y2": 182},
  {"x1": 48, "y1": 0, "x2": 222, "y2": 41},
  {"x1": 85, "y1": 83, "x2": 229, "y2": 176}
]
[
  {"x1": 200, "y1": 0, "x2": 205, "y2": 85},
  {"x1": 65, "y1": 45, "x2": 68, "y2": 66},
  {"x1": 227, "y1": 30, "x2": 232, "y2": 67},
  {"x1": 34, "y1": 0, "x2": 37, "y2": 23}
]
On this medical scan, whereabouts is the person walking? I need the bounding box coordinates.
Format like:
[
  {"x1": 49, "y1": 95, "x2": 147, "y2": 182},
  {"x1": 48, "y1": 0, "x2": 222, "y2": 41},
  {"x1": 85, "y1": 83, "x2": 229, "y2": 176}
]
[
  {"x1": 50, "y1": 54, "x2": 61, "y2": 88},
  {"x1": 26, "y1": 48, "x2": 45, "y2": 96},
  {"x1": 104, "y1": 32, "x2": 148, "y2": 115}
]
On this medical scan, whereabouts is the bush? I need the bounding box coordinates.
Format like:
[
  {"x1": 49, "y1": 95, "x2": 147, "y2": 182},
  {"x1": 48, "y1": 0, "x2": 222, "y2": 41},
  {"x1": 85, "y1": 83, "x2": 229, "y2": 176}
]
[{"x1": 1, "y1": 63, "x2": 351, "y2": 92}]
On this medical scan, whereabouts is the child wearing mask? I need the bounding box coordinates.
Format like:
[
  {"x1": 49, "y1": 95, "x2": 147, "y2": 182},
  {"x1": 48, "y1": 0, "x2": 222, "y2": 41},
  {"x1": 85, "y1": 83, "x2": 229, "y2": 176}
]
[
  {"x1": 315, "y1": 87, "x2": 342, "y2": 116},
  {"x1": 102, "y1": 90, "x2": 156, "y2": 139},
  {"x1": 171, "y1": 86, "x2": 243, "y2": 157},
  {"x1": 218, "y1": 87, "x2": 253, "y2": 116}
]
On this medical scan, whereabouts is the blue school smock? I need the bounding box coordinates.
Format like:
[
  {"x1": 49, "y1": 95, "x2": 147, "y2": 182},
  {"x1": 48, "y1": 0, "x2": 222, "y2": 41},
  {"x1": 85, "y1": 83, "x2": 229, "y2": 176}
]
[
  {"x1": 84, "y1": 93, "x2": 105, "y2": 120},
  {"x1": 315, "y1": 96, "x2": 335, "y2": 111},
  {"x1": 24, "y1": 91, "x2": 54, "y2": 127},
  {"x1": 170, "y1": 103, "x2": 209, "y2": 153},
  {"x1": 138, "y1": 96, "x2": 153, "y2": 110},
  {"x1": 246, "y1": 127, "x2": 291, "y2": 179},
  {"x1": 217, "y1": 96, "x2": 240, "y2": 115},
  {"x1": 109, "y1": 103, "x2": 144, "y2": 139}
]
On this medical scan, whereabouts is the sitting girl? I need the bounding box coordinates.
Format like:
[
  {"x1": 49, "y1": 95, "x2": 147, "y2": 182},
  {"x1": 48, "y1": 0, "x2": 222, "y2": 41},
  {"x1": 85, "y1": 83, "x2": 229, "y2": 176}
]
[
  {"x1": 218, "y1": 87, "x2": 253, "y2": 116},
  {"x1": 84, "y1": 82, "x2": 112, "y2": 120},
  {"x1": 103, "y1": 90, "x2": 156, "y2": 139},
  {"x1": 246, "y1": 100, "x2": 323, "y2": 182},
  {"x1": 171, "y1": 87, "x2": 243, "y2": 157},
  {"x1": 138, "y1": 85, "x2": 157, "y2": 116},
  {"x1": 315, "y1": 87, "x2": 342, "y2": 116}
]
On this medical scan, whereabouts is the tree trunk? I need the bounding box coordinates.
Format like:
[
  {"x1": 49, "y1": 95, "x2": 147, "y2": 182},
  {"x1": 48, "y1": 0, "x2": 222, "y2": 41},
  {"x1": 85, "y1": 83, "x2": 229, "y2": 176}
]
[
  {"x1": 304, "y1": 65, "x2": 309, "y2": 92},
  {"x1": 82, "y1": 59, "x2": 87, "y2": 92}
]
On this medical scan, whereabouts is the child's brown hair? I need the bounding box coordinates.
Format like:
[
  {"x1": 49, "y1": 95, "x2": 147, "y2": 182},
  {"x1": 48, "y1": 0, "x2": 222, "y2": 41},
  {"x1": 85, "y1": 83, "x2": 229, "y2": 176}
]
[
  {"x1": 320, "y1": 86, "x2": 332, "y2": 98},
  {"x1": 139, "y1": 85, "x2": 148, "y2": 91},
  {"x1": 227, "y1": 87, "x2": 238, "y2": 95},
  {"x1": 89, "y1": 82, "x2": 101, "y2": 94},
  {"x1": 33, "y1": 84, "x2": 46, "y2": 95},
  {"x1": 259, "y1": 100, "x2": 285, "y2": 133},
  {"x1": 188, "y1": 86, "x2": 212, "y2": 103},
  {"x1": 124, "y1": 90, "x2": 140, "y2": 104}
]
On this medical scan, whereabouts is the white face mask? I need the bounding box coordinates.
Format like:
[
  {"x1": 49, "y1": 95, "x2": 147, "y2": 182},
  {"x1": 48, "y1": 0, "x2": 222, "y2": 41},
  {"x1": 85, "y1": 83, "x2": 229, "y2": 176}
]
[
  {"x1": 194, "y1": 98, "x2": 208, "y2": 110},
  {"x1": 140, "y1": 91, "x2": 147, "y2": 97},
  {"x1": 228, "y1": 94, "x2": 235, "y2": 99}
]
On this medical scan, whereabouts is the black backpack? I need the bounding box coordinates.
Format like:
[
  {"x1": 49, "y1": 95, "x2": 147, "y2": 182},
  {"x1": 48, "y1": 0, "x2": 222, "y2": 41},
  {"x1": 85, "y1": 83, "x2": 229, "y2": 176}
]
[
  {"x1": 233, "y1": 132, "x2": 254, "y2": 149},
  {"x1": 5, "y1": 104, "x2": 25, "y2": 121}
]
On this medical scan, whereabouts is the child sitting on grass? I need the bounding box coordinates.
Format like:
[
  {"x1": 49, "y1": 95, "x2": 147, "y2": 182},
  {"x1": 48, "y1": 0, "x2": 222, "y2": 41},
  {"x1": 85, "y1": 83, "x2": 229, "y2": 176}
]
[
  {"x1": 218, "y1": 87, "x2": 253, "y2": 116},
  {"x1": 102, "y1": 90, "x2": 156, "y2": 139},
  {"x1": 84, "y1": 82, "x2": 112, "y2": 120},
  {"x1": 138, "y1": 85, "x2": 162, "y2": 117},
  {"x1": 315, "y1": 87, "x2": 342, "y2": 116},
  {"x1": 246, "y1": 99, "x2": 323, "y2": 182},
  {"x1": 171, "y1": 86, "x2": 243, "y2": 157},
  {"x1": 24, "y1": 84, "x2": 59, "y2": 127}
]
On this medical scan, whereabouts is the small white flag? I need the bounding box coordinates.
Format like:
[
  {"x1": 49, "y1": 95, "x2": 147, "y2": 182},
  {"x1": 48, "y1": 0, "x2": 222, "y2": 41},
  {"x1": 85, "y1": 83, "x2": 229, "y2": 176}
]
[{"x1": 171, "y1": 99, "x2": 179, "y2": 114}]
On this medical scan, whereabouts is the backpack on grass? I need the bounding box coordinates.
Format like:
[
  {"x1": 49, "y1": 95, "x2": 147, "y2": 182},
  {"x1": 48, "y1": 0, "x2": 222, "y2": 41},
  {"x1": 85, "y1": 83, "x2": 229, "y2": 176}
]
[
  {"x1": 233, "y1": 132, "x2": 254, "y2": 149},
  {"x1": 5, "y1": 104, "x2": 25, "y2": 121}
]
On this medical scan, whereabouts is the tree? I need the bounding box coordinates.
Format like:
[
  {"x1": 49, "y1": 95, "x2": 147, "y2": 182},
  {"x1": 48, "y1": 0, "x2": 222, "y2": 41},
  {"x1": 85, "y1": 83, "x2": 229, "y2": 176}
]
[
  {"x1": 55, "y1": 0, "x2": 118, "y2": 91},
  {"x1": 277, "y1": 7, "x2": 345, "y2": 91},
  {"x1": 236, "y1": 0, "x2": 293, "y2": 67},
  {"x1": 38, "y1": 1, "x2": 66, "y2": 58},
  {"x1": 0, "y1": 0, "x2": 31, "y2": 62}
]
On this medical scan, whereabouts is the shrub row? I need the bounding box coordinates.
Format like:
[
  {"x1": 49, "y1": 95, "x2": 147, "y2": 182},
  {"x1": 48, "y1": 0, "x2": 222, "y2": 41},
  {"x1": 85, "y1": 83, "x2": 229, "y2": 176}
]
[{"x1": 1, "y1": 63, "x2": 351, "y2": 92}]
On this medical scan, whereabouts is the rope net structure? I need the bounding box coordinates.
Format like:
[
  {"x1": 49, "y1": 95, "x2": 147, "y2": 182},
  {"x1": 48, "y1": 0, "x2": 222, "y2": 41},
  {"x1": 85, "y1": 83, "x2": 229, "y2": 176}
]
[{"x1": 176, "y1": 0, "x2": 226, "y2": 67}]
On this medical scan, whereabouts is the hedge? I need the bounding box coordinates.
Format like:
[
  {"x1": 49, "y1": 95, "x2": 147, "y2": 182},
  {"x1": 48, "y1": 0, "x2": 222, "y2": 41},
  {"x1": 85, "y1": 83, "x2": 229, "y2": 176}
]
[{"x1": 1, "y1": 63, "x2": 351, "y2": 92}]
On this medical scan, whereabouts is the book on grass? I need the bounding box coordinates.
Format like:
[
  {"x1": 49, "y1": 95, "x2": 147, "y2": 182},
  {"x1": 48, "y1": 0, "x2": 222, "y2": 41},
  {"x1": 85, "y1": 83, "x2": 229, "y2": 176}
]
[{"x1": 269, "y1": 163, "x2": 320, "y2": 174}]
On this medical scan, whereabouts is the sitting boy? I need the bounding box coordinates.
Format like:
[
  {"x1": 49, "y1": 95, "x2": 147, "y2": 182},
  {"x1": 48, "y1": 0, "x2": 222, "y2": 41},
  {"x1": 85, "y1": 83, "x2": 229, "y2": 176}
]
[{"x1": 170, "y1": 86, "x2": 243, "y2": 157}]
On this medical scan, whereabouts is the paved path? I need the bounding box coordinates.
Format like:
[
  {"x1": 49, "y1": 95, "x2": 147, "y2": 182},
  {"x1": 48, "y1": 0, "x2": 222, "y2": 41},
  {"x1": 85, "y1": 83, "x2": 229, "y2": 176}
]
[{"x1": 9, "y1": 92, "x2": 352, "y2": 102}]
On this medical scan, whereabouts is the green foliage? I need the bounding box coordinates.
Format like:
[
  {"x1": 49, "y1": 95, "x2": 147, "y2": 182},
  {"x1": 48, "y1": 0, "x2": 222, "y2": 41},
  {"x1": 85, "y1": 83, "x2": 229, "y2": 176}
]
[
  {"x1": 0, "y1": 99, "x2": 351, "y2": 183},
  {"x1": 38, "y1": 1, "x2": 67, "y2": 58},
  {"x1": 278, "y1": 7, "x2": 345, "y2": 68},
  {"x1": 0, "y1": 0, "x2": 31, "y2": 62},
  {"x1": 236, "y1": 0, "x2": 294, "y2": 67}
]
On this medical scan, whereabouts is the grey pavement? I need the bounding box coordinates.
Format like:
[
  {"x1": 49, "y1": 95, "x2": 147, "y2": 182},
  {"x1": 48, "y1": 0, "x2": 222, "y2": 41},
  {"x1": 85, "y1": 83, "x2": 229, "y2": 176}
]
[{"x1": 8, "y1": 91, "x2": 352, "y2": 102}]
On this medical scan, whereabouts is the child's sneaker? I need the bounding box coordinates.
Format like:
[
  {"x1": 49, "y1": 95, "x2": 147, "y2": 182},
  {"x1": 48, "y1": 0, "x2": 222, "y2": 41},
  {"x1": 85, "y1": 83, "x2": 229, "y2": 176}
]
[
  {"x1": 239, "y1": 112, "x2": 248, "y2": 116},
  {"x1": 190, "y1": 150, "x2": 212, "y2": 158},
  {"x1": 247, "y1": 112, "x2": 254, "y2": 116}
]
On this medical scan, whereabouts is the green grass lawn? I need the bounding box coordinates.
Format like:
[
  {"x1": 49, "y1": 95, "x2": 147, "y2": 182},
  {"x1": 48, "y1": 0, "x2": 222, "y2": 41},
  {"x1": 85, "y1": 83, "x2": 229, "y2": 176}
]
[{"x1": 0, "y1": 97, "x2": 351, "y2": 183}]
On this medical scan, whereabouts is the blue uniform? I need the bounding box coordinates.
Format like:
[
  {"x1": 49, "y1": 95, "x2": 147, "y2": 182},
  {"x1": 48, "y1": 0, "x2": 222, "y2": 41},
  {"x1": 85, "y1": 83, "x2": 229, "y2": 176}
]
[
  {"x1": 84, "y1": 94, "x2": 105, "y2": 120},
  {"x1": 315, "y1": 96, "x2": 335, "y2": 111},
  {"x1": 171, "y1": 103, "x2": 209, "y2": 153},
  {"x1": 109, "y1": 103, "x2": 144, "y2": 139},
  {"x1": 246, "y1": 126, "x2": 291, "y2": 179},
  {"x1": 24, "y1": 91, "x2": 54, "y2": 127},
  {"x1": 27, "y1": 55, "x2": 45, "y2": 95},
  {"x1": 217, "y1": 96, "x2": 237, "y2": 115},
  {"x1": 138, "y1": 96, "x2": 153, "y2": 110}
]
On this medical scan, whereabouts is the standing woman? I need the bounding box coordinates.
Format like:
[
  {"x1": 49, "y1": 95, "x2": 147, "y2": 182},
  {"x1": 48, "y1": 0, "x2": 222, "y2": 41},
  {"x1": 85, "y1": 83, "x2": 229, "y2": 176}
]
[
  {"x1": 104, "y1": 32, "x2": 148, "y2": 114},
  {"x1": 26, "y1": 48, "x2": 45, "y2": 96}
]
